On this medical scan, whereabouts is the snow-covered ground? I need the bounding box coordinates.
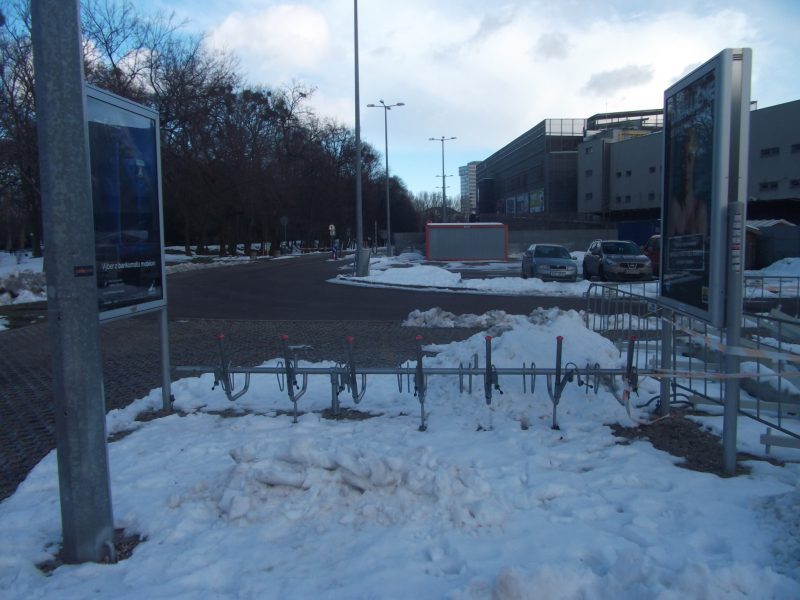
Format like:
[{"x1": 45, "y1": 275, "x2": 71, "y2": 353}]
[{"x1": 1, "y1": 308, "x2": 799, "y2": 598}]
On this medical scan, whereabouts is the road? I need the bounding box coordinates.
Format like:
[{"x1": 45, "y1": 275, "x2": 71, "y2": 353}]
[
  {"x1": 1, "y1": 253, "x2": 587, "y2": 502},
  {"x1": 167, "y1": 253, "x2": 586, "y2": 320}
]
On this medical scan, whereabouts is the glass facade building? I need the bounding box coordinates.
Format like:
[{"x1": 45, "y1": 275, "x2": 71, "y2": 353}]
[{"x1": 476, "y1": 118, "x2": 586, "y2": 216}]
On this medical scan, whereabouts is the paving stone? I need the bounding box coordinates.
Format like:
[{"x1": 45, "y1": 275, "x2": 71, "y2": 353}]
[{"x1": 0, "y1": 315, "x2": 478, "y2": 501}]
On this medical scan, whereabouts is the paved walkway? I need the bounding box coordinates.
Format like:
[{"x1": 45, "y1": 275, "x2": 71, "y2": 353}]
[{"x1": 0, "y1": 314, "x2": 478, "y2": 501}]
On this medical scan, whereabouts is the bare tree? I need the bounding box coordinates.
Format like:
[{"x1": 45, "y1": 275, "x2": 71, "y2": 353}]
[{"x1": 0, "y1": 1, "x2": 40, "y2": 254}]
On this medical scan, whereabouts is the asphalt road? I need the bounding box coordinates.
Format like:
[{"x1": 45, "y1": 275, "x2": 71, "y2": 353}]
[{"x1": 167, "y1": 254, "x2": 587, "y2": 320}]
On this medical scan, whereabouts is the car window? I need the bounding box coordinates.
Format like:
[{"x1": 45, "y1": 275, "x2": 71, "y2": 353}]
[
  {"x1": 602, "y1": 241, "x2": 640, "y2": 255},
  {"x1": 536, "y1": 246, "x2": 570, "y2": 259}
]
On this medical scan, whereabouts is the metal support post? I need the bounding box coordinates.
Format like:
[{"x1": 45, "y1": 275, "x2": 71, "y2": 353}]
[
  {"x1": 159, "y1": 308, "x2": 172, "y2": 412},
  {"x1": 552, "y1": 336, "x2": 563, "y2": 430},
  {"x1": 483, "y1": 336, "x2": 493, "y2": 406},
  {"x1": 659, "y1": 309, "x2": 672, "y2": 417},
  {"x1": 723, "y1": 202, "x2": 746, "y2": 474},
  {"x1": 353, "y1": 0, "x2": 364, "y2": 275},
  {"x1": 414, "y1": 335, "x2": 427, "y2": 431},
  {"x1": 31, "y1": 0, "x2": 115, "y2": 563}
]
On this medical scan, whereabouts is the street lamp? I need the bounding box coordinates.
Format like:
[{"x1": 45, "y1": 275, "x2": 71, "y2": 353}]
[
  {"x1": 367, "y1": 100, "x2": 404, "y2": 256},
  {"x1": 429, "y1": 136, "x2": 456, "y2": 222}
]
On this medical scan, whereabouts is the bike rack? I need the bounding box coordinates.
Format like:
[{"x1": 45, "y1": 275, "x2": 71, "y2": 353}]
[{"x1": 177, "y1": 332, "x2": 671, "y2": 432}]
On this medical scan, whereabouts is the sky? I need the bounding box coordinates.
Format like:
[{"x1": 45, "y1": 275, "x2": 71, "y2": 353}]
[
  {"x1": 134, "y1": 0, "x2": 800, "y2": 198},
  {"x1": 2, "y1": 299, "x2": 799, "y2": 597}
]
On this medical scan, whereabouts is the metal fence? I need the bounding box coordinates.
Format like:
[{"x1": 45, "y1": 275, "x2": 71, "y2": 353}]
[
  {"x1": 584, "y1": 279, "x2": 800, "y2": 452},
  {"x1": 175, "y1": 333, "x2": 654, "y2": 434}
]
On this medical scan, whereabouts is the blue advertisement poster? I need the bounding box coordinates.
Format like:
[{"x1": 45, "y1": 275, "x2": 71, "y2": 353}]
[
  {"x1": 661, "y1": 68, "x2": 716, "y2": 316},
  {"x1": 86, "y1": 88, "x2": 165, "y2": 318}
]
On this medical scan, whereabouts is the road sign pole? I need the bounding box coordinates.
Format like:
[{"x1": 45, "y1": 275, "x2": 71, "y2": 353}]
[{"x1": 32, "y1": 0, "x2": 115, "y2": 563}]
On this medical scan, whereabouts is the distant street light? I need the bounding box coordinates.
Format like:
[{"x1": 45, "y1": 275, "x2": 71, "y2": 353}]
[
  {"x1": 429, "y1": 136, "x2": 456, "y2": 222},
  {"x1": 367, "y1": 100, "x2": 404, "y2": 256}
]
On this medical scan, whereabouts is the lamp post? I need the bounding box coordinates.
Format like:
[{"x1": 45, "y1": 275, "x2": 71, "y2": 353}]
[
  {"x1": 367, "y1": 100, "x2": 404, "y2": 256},
  {"x1": 429, "y1": 136, "x2": 456, "y2": 222},
  {"x1": 353, "y1": 0, "x2": 366, "y2": 275}
]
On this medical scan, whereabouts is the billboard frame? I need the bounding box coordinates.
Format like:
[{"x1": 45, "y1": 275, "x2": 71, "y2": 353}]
[
  {"x1": 659, "y1": 48, "x2": 750, "y2": 328},
  {"x1": 85, "y1": 85, "x2": 168, "y2": 322}
]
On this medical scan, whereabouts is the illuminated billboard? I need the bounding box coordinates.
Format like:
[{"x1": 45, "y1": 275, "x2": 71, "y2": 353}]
[
  {"x1": 86, "y1": 86, "x2": 167, "y2": 320},
  {"x1": 660, "y1": 49, "x2": 751, "y2": 327}
]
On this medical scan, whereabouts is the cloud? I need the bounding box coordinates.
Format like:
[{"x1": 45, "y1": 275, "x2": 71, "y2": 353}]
[
  {"x1": 468, "y1": 10, "x2": 517, "y2": 44},
  {"x1": 581, "y1": 65, "x2": 655, "y2": 97},
  {"x1": 209, "y1": 5, "x2": 331, "y2": 77},
  {"x1": 181, "y1": 0, "x2": 795, "y2": 194},
  {"x1": 534, "y1": 32, "x2": 570, "y2": 60}
]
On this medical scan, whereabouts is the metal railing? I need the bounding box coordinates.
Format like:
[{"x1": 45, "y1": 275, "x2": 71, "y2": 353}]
[{"x1": 584, "y1": 280, "x2": 800, "y2": 451}]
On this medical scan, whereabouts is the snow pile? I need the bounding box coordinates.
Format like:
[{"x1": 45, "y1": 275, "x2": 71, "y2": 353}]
[
  {"x1": 355, "y1": 264, "x2": 462, "y2": 287},
  {"x1": 756, "y1": 257, "x2": 800, "y2": 277},
  {"x1": 0, "y1": 253, "x2": 46, "y2": 306},
  {"x1": 1, "y1": 309, "x2": 798, "y2": 598}
]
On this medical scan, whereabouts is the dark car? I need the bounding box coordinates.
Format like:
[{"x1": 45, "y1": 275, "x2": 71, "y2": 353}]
[
  {"x1": 521, "y1": 244, "x2": 578, "y2": 282},
  {"x1": 582, "y1": 239, "x2": 653, "y2": 282},
  {"x1": 642, "y1": 234, "x2": 661, "y2": 274}
]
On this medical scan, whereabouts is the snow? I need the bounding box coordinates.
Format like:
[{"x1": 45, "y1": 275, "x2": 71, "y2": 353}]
[
  {"x1": 1, "y1": 250, "x2": 800, "y2": 596},
  {"x1": 0, "y1": 252, "x2": 46, "y2": 305},
  {"x1": 749, "y1": 257, "x2": 800, "y2": 277},
  {"x1": 1, "y1": 309, "x2": 799, "y2": 598}
]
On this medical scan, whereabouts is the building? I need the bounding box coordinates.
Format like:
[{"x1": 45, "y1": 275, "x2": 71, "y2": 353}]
[
  {"x1": 471, "y1": 99, "x2": 798, "y2": 241},
  {"x1": 476, "y1": 118, "x2": 586, "y2": 217},
  {"x1": 577, "y1": 110, "x2": 664, "y2": 219},
  {"x1": 576, "y1": 100, "x2": 800, "y2": 224},
  {"x1": 458, "y1": 161, "x2": 480, "y2": 216},
  {"x1": 747, "y1": 99, "x2": 800, "y2": 221}
]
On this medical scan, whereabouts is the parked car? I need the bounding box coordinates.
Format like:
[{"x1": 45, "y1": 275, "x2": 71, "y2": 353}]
[
  {"x1": 642, "y1": 234, "x2": 661, "y2": 274},
  {"x1": 521, "y1": 244, "x2": 578, "y2": 282},
  {"x1": 582, "y1": 239, "x2": 653, "y2": 281}
]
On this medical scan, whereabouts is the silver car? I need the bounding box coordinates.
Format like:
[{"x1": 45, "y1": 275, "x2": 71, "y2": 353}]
[
  {"x1": 582, "y1": 240, "x2": 653, "y2": 281},
  {"x1": 521, "y1": 244, "x2": 578, "y2": 282}
]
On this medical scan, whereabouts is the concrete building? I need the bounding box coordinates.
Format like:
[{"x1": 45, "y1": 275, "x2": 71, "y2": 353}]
[
  {"x1": 576, "y1": 100, "x2": 800, "y2": 224},
  {"x1": 577, "y1": 110, "x2": 664, "y2": 219},
  {"x1": 747, "y1": 99, "x2": 800, "y2": 220},
  {"x1": 476, "y1": 118, "x2": 586, "y2": 217},
  {"x1": 469, "y1": 99, "x2": 798, "y2": 247},
  {"x1": 458, "y1": 161, "x2": 480, "y2": 216}
]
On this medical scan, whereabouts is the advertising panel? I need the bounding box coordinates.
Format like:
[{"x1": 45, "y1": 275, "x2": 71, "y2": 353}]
[
  {"x1": 86, "y1": 86, "x2": 166, "y2": 320},
  {"x1": 660, "y1": 50, "x2": 736, "y2": 327}
]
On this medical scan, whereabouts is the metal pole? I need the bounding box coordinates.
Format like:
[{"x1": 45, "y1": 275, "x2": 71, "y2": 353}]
[
  {"x1": 659, "y1": 309, "x2": 672, "y2": 417},
  {"x1": 159, "y1": 307, "x2": 172, "y2": 412},
  {"x1": 354, "y1": 0, "x2": 364, "y2": 273},
  {"x1": 429, "y1": 136, "x2": 455, "y2": 222},
  {"x1": 723, "y1": 202, "x2": 745, "y2": 474},
  {"x1": 441, "y1": 138, "x2": 447, "y2": 222},
  {"x1": 722, "y1": 48, "x2": 751, "y2": 476},
  {"x1": 382, "y1": 106, "x2": 392, "y2": 256},
  {"x1": 31, "y1": 0, "x2": 115, "y2": 563},
  {"x1": 368, "y1": 101, "x2": 404, "y2": 256}
]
